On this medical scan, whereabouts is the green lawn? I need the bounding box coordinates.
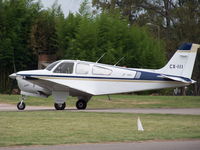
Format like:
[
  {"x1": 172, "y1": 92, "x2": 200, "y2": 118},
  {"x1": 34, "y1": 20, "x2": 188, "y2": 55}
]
[
  {"x1": 0, "y1": 94, "x2": 200, "y2": 108},
  {"x1": 0, "y1": 111, "x2": 199, "y2": 147},
  {"x1": 0, "y1": 94, "x2": 199, "y2": 147}
]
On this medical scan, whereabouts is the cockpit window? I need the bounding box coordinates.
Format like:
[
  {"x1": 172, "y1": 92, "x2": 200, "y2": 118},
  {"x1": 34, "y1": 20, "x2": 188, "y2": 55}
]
[
  {"x1": 45, "y1": 61, "x2": 60, "y2": 71},
  {"x1": 53, "y1": 62, "x2": 74, "y2": 74}
]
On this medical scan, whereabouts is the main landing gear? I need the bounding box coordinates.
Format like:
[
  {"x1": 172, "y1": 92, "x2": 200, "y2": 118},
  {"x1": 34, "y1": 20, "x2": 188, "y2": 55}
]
[
  {"x1": 54, "y1": 99, "x2": 87, "y2": 110},
  {"x1": 54, "y1": 102, "x2": 66, "y2": 110},
  {"x1": 76, "y1": 99, "x2": 87, "y2": 110},
  {"x1": 54, "y1": 98, "x2": 88, "y2": 110},
  {"x1": 17, "y1": 95, "x2": 26, "y2": 110}
]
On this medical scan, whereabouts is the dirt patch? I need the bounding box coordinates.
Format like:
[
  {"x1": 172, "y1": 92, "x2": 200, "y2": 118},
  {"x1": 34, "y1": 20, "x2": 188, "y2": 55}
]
[{"x1": 130, "y1": 101, "x2": 161, "y2": 105}]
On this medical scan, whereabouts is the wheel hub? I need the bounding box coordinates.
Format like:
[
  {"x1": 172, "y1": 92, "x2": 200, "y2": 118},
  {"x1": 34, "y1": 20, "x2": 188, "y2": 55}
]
[
  {"x1": 78, "y1": 103, "x2": 83, "y2": 107},
  {"x1": 76, "y1": 99, "x2": 87, "y2": 110}
]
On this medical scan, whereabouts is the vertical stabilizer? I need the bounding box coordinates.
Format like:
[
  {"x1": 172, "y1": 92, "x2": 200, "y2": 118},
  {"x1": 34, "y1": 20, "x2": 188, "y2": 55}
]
[{"x1": 157, "y1": 43, "x2": 200, "y2": 78}]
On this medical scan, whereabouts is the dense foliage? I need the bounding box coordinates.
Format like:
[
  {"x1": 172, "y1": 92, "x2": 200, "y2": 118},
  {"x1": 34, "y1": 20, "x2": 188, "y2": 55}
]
[
  {"x1": 0, "y1": 0, "x2": 199, "y2": 95},
  {"x1": 0, "y1": 0, "x2": 40, "y2": 92},
  {"x1": 0, "y1": 0, "x2": 166, "y2": 93},
  {"x1": 56, "y1": 12, "x2": 165, "y2": 68},
  {"x1": 92, "y1": 0, "x2": 200, "y2": 95}
]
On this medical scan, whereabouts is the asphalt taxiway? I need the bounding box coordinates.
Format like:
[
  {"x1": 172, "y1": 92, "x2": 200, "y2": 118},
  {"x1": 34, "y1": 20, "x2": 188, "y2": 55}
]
[
  {"x1": 0, "y1": 140, "x2": 199, "y2": 150},
  {"x1": 0, "y1": 103, "x2": 200, "y2": 115}
]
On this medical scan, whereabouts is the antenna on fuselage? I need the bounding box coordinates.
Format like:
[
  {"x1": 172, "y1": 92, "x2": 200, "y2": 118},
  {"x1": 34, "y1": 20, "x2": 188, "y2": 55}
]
[
  {"x1": 96, "y1": 53, "x2": 106, "y2": 63},
  {"x1": 114, "y1": 57, "x2": 124, "y2": 66}
]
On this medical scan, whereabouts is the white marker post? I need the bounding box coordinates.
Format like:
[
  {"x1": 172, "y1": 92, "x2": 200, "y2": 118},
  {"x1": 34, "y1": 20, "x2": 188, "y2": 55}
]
[{"x1": 137, "y1": 117, "x2": 144, "y2": 131}]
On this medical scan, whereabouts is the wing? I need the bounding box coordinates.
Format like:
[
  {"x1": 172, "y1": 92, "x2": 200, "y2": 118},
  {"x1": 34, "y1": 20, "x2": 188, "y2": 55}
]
[
  {"x1": 25, "y1": 76, "x2": 94, "y2": 96},
  {"x1": 158, "y1": 74, "x2": 196, "y2": 84}
]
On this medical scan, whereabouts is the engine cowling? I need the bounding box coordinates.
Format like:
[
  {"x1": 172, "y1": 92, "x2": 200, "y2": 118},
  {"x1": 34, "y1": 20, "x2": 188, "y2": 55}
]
[{"x1": 16, "y1": 76, "x2": 50, "y2": 98}]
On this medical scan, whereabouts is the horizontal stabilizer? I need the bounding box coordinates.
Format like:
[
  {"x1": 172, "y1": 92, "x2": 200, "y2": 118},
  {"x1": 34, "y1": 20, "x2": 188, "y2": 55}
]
[{"x1": 158, "y1": 75, "x2": 196, "y2": 84}]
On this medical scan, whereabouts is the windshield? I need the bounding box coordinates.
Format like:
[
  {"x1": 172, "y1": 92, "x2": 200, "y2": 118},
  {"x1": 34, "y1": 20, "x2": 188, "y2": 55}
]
[
  {"x1": 53, "y1": 62, "x2": 74, "y2": 74},
  {"x1": 45, "y1": 61, "x2": 60, "y2": 71}
]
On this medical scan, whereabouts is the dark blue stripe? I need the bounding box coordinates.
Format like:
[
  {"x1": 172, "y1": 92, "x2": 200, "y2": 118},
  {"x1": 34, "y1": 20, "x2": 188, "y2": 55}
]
[
  {"x1": 178, "y1": 43, "x2": 192, "y2": 50},
  {"x1": 122, "y1": 68, "x2": 191, "y2": 82},
  {"x1": 17, "y1": 73, "x2": 170, "y2": 81},
  {"x1": 18, "y1": 74, "x2": 139, "y2": 80},
  {"x1": 110, "y1": 66, "x2": 191, "y2": 81}
]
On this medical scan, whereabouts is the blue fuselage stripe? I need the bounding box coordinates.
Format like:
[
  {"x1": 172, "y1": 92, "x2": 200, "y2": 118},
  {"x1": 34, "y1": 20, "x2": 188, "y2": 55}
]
[{"x1": 17, "y1": 74, "x2": 172, "y2": 81}]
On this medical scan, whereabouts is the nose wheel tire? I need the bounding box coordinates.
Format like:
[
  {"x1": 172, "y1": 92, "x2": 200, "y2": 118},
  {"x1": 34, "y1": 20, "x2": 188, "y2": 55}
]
[
  {"x1": 76, "y1": 99, "x2": 87, "y2": 110},
  {"x1": 17, "y1": 101, "x2": 26, "y2": 110},
  {"x1": 54, "y1": 102, "x2": 66, "y2": 110}
]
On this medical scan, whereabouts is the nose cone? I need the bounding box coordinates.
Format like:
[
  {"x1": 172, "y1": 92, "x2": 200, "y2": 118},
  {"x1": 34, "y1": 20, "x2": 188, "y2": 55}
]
[{"x1": 9, "y1": 73, "x2": 17, "y2": 79}]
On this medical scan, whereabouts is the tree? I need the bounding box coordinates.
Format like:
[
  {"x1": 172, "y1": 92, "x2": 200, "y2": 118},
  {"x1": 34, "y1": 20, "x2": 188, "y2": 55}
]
[
  {"x1": 92, "y1": 0, "x2": 200, "y2": 95},
  {"x1": 56, "y1": 13, "x2": 82, "y2": 59},
  {"x1": 79, "y1": 0, "x2": 92, "y2": 17},
  {"x1": 0, "y1": 0, "x2": 167, "y2": 94},
  {"x1": 0, "y1": 0, "x2": 41, "y2": 93},
  {"x1": 92, "y1": 0, "x2": 143, "y2": 23},
  {"x1": 30, "y1": 10, "x2": 58, "y2": 56},
  {"x1": 62, "y1": 11, "x2": 166, "y2": 68}
]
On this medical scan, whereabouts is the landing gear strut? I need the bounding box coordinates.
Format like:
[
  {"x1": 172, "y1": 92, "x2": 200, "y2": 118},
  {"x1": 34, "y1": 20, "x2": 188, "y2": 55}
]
[
  {"x1": 17, "y1": 96, "x2": 26, "y2": 110},
  {"x1": 76, "y1": 99, "x2": 87, "y2": 110},
  {"x1": 54, "y1": 102, "x2": 66, "y2": 110}
]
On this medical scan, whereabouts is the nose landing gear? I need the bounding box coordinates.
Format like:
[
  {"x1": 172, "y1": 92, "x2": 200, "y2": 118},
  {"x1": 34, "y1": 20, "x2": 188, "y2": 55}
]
[{"x1": 17, "y1": 96, "x2": 26, "y2": 110}]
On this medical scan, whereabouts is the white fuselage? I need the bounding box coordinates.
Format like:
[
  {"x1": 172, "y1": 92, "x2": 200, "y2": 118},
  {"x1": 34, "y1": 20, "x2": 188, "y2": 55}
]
[
  {"x1": 15, "y1": 60, "x2": 187, "y2": 97},
  {"x1": 9, "y1": 43, "x2": 199, "y2": 110}
]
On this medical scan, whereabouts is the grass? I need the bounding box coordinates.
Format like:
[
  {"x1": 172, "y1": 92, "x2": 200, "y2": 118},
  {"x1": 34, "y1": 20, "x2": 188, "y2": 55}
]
[
  {"x1": 0, "y1": 94, "x2": 199, "y2": 147},
  {"x1": 0, "y1": 94, "x2": 200, "y2": 108},
  {"x1": 0, "y1": 111, "x2": 199, "y2": 147}
]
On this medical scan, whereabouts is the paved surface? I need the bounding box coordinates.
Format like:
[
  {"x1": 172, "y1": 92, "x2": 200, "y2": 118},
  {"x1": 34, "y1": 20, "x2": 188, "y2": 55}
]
[
  {"x1": 77, "y1": 108, "x2": 200, "y2": 115},
  {"x1": 0, "y1": 103, "x2": 200, "y2": 115},
  {"x1": 0, "y1": 140, "x2": 200, "y2": 150},
  {"x1": 0, "y1": 104, "x2": 52, "y2": 111}
]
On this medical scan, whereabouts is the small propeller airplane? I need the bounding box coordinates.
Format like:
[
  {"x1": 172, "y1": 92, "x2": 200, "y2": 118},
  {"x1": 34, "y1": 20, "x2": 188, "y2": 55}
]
[{"x1": 9, "y1": 43, "x2": 199, "y2": 110}]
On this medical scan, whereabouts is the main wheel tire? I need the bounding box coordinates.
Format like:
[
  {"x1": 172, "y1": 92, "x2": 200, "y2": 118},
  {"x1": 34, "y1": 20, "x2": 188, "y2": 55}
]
[
  {"x1": 54, "y1": 102, "x2": 66, "y2": 110},
  {"x1": 17, "y1": 102, "x2": 26, "y2": 110},
  {"x1": 76, "y1": 99, "x2": 87, "y2": 110}
]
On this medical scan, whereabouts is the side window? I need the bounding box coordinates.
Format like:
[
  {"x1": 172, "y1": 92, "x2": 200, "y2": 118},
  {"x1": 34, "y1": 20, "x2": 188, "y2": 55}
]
[
  {"x1": 76, "y1": 63, "x2": 90, "y2": 74},
  {"x1": 53, "y1": 62, "x2": 74, "y2": 74},
  {"x1": 135, "y1": 72, "x2": 141, "y2": 79},
  {"x1": 92, "y1": 66, "x2": 112, "y2": 75}
]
